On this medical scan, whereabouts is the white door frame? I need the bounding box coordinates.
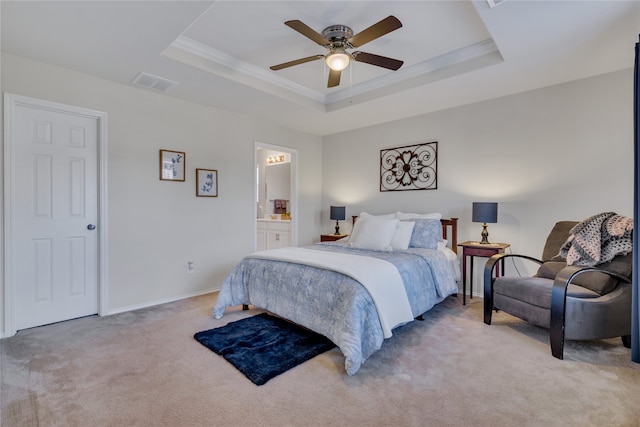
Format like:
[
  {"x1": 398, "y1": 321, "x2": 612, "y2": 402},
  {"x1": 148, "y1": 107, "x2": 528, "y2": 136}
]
[
  {"x1": 254, "y1": 141, "x2": 298, "y2": 249},
  {"x1": 3, "y1": 93, "x2": 109, "y2": 337}
]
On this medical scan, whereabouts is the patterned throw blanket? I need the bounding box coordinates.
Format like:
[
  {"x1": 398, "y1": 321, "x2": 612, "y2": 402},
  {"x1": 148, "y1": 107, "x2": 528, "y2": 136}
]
[{"x1": 559, "y1": 212, "x2": 633, "y2": 266}]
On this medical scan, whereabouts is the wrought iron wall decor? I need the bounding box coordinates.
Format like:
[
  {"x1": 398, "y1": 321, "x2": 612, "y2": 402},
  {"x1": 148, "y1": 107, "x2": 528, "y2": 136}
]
[{"x1": 380, "y1": 141, "x2": 437, "y2": 192}]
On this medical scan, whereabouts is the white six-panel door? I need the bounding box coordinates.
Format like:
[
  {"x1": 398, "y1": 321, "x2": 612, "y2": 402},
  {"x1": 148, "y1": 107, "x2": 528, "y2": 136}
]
[{"x1": 4, "y1": 94, "x2": 106, "y2": 332}]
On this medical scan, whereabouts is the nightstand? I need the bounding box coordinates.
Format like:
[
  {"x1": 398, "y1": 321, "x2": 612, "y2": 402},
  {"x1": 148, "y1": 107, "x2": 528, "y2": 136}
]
[
  {"x1": 320, "y1": 234, "x2": 349, "y2": 242},
  {"x1": 458, "y1": 241, "x2": 510, "y2": 305}
]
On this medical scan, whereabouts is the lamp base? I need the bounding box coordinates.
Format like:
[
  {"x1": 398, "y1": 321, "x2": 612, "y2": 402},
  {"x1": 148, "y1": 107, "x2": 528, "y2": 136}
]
[
  {"x1": 334, "y1": 220, "x2": 341, "y2": 235},
  {"x1": 480, "y1": 223, "x2": 490, "y2": 244}
]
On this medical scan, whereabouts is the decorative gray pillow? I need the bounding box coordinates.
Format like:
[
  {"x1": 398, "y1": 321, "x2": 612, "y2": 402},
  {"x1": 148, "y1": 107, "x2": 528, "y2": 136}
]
[{"x1": 408, "y1": 219, "x2": 441, "y2": 249}]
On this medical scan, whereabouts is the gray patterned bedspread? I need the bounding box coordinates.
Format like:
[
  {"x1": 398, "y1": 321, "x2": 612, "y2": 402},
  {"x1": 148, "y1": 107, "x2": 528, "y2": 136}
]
[{"x1": 213, "y1": 242, "x2": 457, "y2": 375}]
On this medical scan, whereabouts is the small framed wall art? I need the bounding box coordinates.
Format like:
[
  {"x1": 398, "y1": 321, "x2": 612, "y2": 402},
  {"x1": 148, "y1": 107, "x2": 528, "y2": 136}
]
[
  {"x1": 196, "y1": 168, "x2": 218, "y2": 197},
  {"x1": 380, "y1": 141, "x2": 438, "y2": 192},
  {"x1": 159, "y1": 149, "x2": 186, "y2": 181}
]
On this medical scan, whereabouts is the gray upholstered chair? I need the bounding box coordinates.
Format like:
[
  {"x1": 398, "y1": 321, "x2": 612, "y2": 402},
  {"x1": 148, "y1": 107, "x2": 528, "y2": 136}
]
[{"x1": 483, "y1": 221, "x2": 632, "y2": 359}]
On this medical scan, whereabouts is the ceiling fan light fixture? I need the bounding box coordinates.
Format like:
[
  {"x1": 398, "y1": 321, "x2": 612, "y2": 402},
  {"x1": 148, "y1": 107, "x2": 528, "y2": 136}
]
[
  {"x1": 325, "y1": 51, "x2": 350, "y2": 71},
  {"x1": 271, "y1": 17, "x2": 403, "y2": 87}
]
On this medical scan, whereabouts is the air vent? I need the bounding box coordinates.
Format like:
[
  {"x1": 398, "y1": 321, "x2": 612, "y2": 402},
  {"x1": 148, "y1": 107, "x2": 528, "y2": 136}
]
[
  {"x1": 131, "y1": 72, "x2": 178, "y2": 92},
  {"x1": 486, "y1": 0, "x2": 507, "y2": 7}
]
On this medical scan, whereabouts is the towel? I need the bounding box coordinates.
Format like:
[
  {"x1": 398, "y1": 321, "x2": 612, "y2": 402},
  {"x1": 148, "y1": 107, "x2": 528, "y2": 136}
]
[{"x1": 274, "y1": 199, "x2": 287, "y2": 214}]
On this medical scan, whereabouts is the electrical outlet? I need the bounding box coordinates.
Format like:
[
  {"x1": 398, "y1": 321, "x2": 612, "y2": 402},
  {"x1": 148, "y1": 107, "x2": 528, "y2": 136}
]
[{"x1": 187, "y1": 261, "x2": 194, "y2": 274}]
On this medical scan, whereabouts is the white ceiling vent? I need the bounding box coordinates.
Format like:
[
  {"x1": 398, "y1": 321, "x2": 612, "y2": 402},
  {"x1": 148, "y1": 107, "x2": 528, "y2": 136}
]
[
  {"x1": 131, "y1": 72, "x2": 178, "y2": 92},
  {"x1": 486, "y1": 0, "x2": 507, "y2": 7}
]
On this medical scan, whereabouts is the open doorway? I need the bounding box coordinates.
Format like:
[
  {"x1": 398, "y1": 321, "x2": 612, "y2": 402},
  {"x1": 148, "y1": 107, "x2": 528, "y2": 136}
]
[{"x1": 254, "y1": 142, "x2": 298, "y2": 251}]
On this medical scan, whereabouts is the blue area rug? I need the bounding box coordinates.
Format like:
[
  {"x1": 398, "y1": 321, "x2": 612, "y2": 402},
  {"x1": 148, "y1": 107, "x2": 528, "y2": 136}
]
[{"x1": 194, "y1": 313, "x2": 335, "y2": 386}]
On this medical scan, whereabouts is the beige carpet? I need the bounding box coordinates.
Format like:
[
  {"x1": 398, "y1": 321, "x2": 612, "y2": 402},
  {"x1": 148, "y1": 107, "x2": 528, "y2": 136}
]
[{"x1": 2, "y1": 293, "x2": 639, "y2": 427}]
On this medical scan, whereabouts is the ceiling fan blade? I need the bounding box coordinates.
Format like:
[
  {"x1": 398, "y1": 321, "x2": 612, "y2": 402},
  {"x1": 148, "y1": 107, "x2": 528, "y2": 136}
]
[
  {"x1": 270, "y1": 55, "x2": 324, "y2": 71},
  {"x1": 352, "y1": 51, "x2": 403, "y2": 71},
  {"x1": 348, "y1": 16, "x2": 402, "y2": 48},
  {"x1": 327, "y1": 68, "x2": 341, "y2": 88},
  {"x1": 285, "y1": 20, "x2": 331, "y2": 46}
]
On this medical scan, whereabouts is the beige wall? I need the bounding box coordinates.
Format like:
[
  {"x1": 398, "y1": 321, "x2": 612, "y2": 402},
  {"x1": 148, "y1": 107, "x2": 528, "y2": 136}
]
[
  {"x1": 322, "y1": 69, "x2": 634, "y2": 287},
  {"x1": 0, "y1": 53, "x2": 323, "y2": 334},
  {"x1": 1, "y1": 51, "x2": 633, "y2": 332}
]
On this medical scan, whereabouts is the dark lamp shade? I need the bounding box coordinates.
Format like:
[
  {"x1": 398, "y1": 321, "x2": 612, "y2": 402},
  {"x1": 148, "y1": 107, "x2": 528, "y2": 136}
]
[
  {"x1": 330, "y1": 206, "x2": 346, "y2": 221},
  {"x1": 472, "y1": 202, "x2": 498, "y2": 224}
]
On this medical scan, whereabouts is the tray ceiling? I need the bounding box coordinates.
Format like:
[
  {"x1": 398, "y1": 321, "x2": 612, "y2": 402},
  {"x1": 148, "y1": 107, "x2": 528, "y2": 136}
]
[{"x1": 2, "y1": 1, "x2": 638, "y2": 136}]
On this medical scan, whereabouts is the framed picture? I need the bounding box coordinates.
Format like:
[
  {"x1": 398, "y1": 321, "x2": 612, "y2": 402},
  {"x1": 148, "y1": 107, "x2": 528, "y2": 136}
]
[
  {"x1": 380, "y1": 141, "x2": 437, "y2": 192},
  {"x1": 159, "y1": 149, "x2": 186, "y2": 181},
  {"x1": 196, "y1": 168, "x2": 218, "y2": 197}
]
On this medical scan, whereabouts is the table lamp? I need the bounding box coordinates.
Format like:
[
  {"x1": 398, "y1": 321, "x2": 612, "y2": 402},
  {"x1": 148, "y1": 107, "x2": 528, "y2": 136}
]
[
  {"x1": 472, "y1": 202, "x2": 498, "y2": 244},
  {"x1": 330, "y1": 206, "x2": 346, "y2": 235}
]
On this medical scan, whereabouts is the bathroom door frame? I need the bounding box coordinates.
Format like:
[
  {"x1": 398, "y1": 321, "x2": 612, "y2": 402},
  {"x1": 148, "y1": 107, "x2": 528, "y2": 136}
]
[{"x1": 254, "y1": 141, "x2": 298, "y2": 250}]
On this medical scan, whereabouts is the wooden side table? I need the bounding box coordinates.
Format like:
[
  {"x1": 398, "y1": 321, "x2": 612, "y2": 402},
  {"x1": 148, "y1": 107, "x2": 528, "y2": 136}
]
[
  {"x1": 320, "y1": 234, "x2": 349, "y2": 242},
  {"x1": 458, "y1": 241, "x2": 510, "y2": 305}
]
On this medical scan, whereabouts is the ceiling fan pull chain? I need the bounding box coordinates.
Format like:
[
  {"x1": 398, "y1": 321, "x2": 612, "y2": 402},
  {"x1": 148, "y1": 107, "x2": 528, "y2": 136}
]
[
  {"x1": 349, "y1": 63, "x2": 353, "y2": 102},
  {"x1": 323, "y1": 58, "x2": 327, "y2": 82}
]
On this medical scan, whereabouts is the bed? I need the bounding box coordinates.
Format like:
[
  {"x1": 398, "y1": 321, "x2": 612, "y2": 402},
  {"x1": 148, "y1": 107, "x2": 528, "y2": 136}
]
[{"x1": 213, "y1": 213, "x2": 459, "y2": 375}]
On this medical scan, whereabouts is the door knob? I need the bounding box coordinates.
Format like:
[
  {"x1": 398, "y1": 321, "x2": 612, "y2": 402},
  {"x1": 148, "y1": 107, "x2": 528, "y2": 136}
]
[{"x1": 87, "y1": 224, "x2": 96, "y2": 230}]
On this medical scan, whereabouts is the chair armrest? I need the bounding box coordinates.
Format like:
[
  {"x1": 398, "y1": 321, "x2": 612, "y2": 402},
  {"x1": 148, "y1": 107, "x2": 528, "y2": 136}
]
[
  {"x1": 484, "y1": 254, "x2": 543, "y2": 279},
  {"x1": 483, "y1": 254, "x2": 543, "y2": 324},
  {"x1": 550, "y1": 265, "x2": 631, "y2": 359}
]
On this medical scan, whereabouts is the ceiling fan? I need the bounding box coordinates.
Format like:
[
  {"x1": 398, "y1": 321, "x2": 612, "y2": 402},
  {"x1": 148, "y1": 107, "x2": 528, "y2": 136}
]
[{"x1": 270, "y1": 16, "x2": 404, "y2": 88}]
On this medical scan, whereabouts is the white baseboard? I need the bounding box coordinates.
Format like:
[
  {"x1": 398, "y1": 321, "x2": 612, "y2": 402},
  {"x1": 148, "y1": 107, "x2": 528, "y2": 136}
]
[
  {"x1": 106, "y1": 288, "x2": 218, "y2": 316},
  {"x1": 0, "y1": 289, "x2": 220, "y2": 339}
]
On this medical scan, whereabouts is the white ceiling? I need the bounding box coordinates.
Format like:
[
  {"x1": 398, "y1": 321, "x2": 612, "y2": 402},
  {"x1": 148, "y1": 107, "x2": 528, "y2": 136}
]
[{"x1": 2, "y1": 1, "x2": 639, "y2": 137}]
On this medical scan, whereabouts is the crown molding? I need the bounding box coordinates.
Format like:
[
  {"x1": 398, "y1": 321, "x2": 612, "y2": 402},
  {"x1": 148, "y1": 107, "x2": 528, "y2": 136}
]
[
  {"x1": 170, "y1": 36, "x2": 325, "y2": 103},
  {"x1": 325, "y1": 38, "x2": 500, "y2": 104},
  {"x1": 166, "y1": 35, "x2": 500, "y2": 111}
]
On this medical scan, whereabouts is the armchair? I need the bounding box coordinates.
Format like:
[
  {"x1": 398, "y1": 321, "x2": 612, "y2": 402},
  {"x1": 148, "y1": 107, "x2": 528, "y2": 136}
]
[{"x1": 484, "y1": 221, "x2": 632, "y2": 359}]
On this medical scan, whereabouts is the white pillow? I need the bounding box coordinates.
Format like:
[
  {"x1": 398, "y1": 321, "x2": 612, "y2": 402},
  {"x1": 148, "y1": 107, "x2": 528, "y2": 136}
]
[
  {"x1": 348, "y1": 217, "x2": 364, "y2": 243},
  {"x1": 349, "y1": 212, "x2": 396, "y2": 243},
  {"x1": 349, "y1": 217, "x2": 399, "y2": 251},
  {"x1": 437, "y1": 239, "x2": 448, "y2": 250},
  {"x1": 395, "y1": 212, "x2": 442, "y2": 220},
  {"x1": 360, "y1": 211, "x2": 396, "y2": 219},
  {"x1": 390, "y1": 221, "x2": 415, "y2": 250}
]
